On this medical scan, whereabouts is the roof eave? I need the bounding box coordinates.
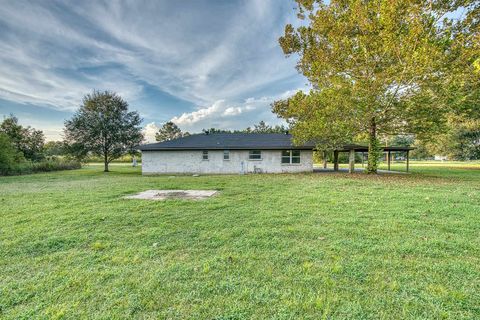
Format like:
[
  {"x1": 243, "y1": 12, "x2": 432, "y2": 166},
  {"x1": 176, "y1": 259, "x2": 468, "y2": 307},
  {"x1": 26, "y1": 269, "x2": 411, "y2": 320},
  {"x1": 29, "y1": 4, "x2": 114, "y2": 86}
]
[{"x1": 139, "y1": 146, "x2": 315, "y2": 151}]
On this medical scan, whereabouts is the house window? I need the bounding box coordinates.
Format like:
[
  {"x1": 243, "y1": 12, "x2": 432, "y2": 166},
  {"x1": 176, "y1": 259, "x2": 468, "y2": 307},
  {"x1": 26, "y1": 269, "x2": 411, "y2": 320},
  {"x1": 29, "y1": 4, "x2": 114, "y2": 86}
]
[
  {"x1": 249, "y1": 150, "x2": 262, "y2": 160},
  {"x1": 292, "y1": 150, "x2": 300, "y2": 163},
  {"x1": 223, "y1": 150, "x2": 230, "y2": 160},
  {"x1": 202, "y1": 150, "x2": 209, "y2": 160},
  {"x1": 282, "y1": 150, "x2": 301, "y2": 164},
  {"x1": 281, "y1": 150, "x2": 291, "y2": 163}
]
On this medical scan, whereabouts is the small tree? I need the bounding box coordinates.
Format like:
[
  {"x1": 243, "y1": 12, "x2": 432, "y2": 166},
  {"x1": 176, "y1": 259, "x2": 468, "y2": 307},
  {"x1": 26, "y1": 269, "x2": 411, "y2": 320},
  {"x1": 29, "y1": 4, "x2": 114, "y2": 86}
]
[
  {"x1": 155, "y1": 121, "x2": 186, "y2": 142},
  {"x1": 64, "y1": 91, "x2": 143, "y2": 172}
]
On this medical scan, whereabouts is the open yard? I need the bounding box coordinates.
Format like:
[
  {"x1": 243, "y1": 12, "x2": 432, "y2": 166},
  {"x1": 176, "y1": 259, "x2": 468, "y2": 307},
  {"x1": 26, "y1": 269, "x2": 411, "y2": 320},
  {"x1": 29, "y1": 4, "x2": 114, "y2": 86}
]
[{"x1": 1, "y1": 163, "x2": 479, "y2": 319}]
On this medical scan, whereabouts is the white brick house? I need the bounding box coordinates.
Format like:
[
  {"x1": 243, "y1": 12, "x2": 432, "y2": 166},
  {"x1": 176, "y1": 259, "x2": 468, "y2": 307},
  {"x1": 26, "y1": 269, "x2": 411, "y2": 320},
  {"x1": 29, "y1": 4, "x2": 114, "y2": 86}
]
[{"x1": 139, "y1": 133, "x2": 315, "y2": 174}]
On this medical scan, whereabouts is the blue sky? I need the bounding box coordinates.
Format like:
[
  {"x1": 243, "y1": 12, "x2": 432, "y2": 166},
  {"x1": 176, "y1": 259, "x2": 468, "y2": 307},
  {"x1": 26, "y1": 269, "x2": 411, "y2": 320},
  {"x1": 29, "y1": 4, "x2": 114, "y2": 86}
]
[{"x1": 0, "y1": 0, "x2": 307, "y2": 141}]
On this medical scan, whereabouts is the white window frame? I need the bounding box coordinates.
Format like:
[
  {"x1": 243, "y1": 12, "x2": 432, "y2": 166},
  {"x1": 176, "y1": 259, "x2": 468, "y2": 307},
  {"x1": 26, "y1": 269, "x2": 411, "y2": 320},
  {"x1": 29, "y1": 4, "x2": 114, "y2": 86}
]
[
  {"x1": 281, "y1": 150, "x2": 301, "y2": 164},
  {"x1": 202, "y1": 150, "x2": 209, "y2": 160},
  {"x1": 249, "y1": 150, "x2": 262, "y2": 160}
]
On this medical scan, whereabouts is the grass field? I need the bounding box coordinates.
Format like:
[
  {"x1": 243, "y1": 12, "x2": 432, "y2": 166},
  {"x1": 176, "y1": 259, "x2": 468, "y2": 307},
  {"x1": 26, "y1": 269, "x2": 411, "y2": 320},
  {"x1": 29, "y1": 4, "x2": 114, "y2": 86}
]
[{"x1": 1, "y1": 162, "x2": 479, "y2": 319}]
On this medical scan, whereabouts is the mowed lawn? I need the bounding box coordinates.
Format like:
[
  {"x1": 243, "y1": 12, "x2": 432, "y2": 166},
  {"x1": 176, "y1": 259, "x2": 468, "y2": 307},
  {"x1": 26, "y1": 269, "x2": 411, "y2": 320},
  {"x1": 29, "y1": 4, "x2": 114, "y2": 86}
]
[{"x1": 1, "y1": 163, "x2": 479, "y2": 319}]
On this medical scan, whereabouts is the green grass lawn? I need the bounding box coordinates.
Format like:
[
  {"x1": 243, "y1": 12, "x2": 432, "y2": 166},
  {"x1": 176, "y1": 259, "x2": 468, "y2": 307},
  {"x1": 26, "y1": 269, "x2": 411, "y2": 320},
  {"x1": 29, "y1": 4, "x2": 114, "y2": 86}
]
[{"x1": 1, "y1": 163, "x2": 479, "y2": 319}]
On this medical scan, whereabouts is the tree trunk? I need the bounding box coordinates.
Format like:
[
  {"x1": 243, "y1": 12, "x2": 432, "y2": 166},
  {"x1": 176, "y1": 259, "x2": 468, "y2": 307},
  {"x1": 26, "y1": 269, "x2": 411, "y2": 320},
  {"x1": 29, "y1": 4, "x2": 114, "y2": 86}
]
[
  {"x1": 333, "y1": 150, "x2": 339, "y2": 171},
  {"x1": 366, "y1": 117, "x2": 378, "y2": 174},
  {"x1": 104, "y1": 153, "x2": 109, "y2": 172},
  {"x1": 348, "y1": 149, "x2": 355, "y2": 173}
]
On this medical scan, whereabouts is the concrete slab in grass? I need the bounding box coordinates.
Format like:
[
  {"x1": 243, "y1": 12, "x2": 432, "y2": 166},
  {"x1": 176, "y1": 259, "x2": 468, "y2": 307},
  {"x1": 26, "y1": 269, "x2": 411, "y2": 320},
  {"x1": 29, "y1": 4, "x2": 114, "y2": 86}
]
[{"x1": 124, "y1": 190, "x2": 218, "y2": 200}]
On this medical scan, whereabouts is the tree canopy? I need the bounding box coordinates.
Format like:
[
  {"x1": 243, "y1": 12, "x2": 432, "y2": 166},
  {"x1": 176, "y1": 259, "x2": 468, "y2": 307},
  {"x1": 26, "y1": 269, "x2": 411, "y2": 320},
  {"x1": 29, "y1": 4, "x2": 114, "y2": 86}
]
[
  {"x1": 64, "y1": 91, "x2": 143, "y2": 172},
  {"x1": 274, "y1": 0, "x2": 479, "y2": 173},
  {"x1": 0, "y1": 115, "x2": 44, "y2": 161}
]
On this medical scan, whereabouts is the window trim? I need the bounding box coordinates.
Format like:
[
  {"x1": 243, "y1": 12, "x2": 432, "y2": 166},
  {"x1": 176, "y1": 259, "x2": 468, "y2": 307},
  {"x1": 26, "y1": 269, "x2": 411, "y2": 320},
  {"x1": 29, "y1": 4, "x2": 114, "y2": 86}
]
[
  {"x1": 248, "y1": 150, "x2": 262, "y2": 161},
  {"x1": 202, "y1": 150, "x2": 209, "y2": 161},
  {"x1": 223, "y1": 150, "x2": 230, "y2": 161},
  {"x1": 281, "y1": 149, "x2": 301, "y2": 165}
]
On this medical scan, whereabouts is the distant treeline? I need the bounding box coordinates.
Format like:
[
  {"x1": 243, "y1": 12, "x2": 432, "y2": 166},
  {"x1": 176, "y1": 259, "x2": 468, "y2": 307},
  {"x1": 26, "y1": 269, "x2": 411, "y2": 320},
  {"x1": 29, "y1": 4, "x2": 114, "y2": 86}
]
[{"x1": 202, "y1": 121, "x2": 288, "y2": 134}]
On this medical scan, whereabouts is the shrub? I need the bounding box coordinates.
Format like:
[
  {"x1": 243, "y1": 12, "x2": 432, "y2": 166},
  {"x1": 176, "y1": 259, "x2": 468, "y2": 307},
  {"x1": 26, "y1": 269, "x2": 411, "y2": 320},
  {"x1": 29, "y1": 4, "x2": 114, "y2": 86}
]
[
  {"x1": 0, "y1": 159, "x2": 81, "y2": 176},
  {"x1": 86, "y1": 154, "x2": 141, "y2": 163}
]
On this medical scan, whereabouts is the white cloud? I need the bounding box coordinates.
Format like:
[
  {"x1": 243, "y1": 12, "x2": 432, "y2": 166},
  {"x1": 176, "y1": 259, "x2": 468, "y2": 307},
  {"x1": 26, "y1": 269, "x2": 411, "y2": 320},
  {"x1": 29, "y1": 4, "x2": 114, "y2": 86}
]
[
  {"x1": 142, "y1": 122, "x2": 160, "y2": 143},
  {"x1": 172, "y1": 100, "x2": 227, "y2": 125},
  {"x1": 171, "y1": 89, "x2": 303, "y2": 133}
]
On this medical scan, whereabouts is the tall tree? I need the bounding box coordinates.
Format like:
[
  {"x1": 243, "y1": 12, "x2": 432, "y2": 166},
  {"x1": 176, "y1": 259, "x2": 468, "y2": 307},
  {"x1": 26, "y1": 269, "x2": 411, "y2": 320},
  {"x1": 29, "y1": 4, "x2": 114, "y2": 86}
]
[
  {"x1": 64, "y1": 91, "x2": 143, "y2": 172},
  {"x1": 252, "y1": 121, "x2": 270, "y2": 133},
  {"x1": 155, "y1": 121, "x2": 187, "y2": 142},
  {"x1": 274, "y1": 0, "x2": 475, "y2": 173}
]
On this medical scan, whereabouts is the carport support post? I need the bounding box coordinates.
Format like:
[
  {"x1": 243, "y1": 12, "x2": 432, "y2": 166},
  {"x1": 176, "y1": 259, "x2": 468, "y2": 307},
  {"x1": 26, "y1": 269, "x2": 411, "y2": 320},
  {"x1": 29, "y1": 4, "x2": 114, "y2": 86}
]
[
  {"x1": 406, "y1": 150, "x2": 410, "y2": 172},
  {"x1": 348, "y1": 149, "x2": 355, "y2": 173},
  {"x1": 387, "y1": 151, "x2": 391, "y2": 171},
  {"x1": 333, "y1": 150, "x2": 339, "y2": 171},
  {"x1": 323, "y1": 151, "x2": 328, "y2": 169}
]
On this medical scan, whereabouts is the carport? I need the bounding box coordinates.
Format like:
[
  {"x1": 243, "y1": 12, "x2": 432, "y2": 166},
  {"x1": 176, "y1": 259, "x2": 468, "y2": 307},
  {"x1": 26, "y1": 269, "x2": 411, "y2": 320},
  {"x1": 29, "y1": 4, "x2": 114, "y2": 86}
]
[{"x1": 321, "y1": 144, "x2": 414, "y2": 173}]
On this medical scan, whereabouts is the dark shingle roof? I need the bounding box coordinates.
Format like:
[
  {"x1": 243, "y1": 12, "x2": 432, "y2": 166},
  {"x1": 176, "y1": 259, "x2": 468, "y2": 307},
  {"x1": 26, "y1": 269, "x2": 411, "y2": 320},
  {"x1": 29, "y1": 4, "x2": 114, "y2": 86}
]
[{"x1": 139, "y1": 133, "x2": 315, "y2": 151}]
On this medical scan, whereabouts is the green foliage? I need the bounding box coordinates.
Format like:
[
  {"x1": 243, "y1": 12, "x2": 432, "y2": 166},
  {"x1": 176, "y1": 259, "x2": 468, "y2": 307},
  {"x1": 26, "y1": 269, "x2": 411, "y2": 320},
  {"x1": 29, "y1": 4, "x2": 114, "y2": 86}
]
[
  {"x1": 389, "y1": 135, "x2": 414, "y2": 148},
  {"x1": 452, "y1": 125, "x2": 480, "y2": 160},
  {"x1": 438, "y1": 3, "x2": 480, "y2": 121},
  {"x1": 272, "y1": 90, "x2": 359, "y2": 149},
  {"x1": 0, "y1": 117, "x2": 74, "y2": 175},
  {"x1": 155, "y1": 121, "x2": 187, "y2": 142},
  {"x1": 410, "y1": 140, "x2": 434, "y2": 160},
  {"x1": 62, "y1": 141, "x2": 89, "y2": 162},
  {"x1": 0, "y1": 164, "x2": 479, "y2": 318},
  {"x1": 366, "y1": 136, "x2": 381, "y2": 174},
  {"x1": 0, "y1": 133, "x2": 21, "y2": 175},
  {"x1": 419, "y1": 114, "x2": 480, "y2": 160},
  {"x1": 274, "y1": 0, "x2": 476, "y2": 173},
  {"x1": 0, "y1": 115, "x2": 45, "y2": 161},
  {"x1": 64, "y1": 90, "x2": 143, "y2": 172},
  {"x1": 441, "y1": 117, "x2": 480, "y2": 160},
  {"x1": 43, "y1": 141, "x2": 66, "y2": 157}
]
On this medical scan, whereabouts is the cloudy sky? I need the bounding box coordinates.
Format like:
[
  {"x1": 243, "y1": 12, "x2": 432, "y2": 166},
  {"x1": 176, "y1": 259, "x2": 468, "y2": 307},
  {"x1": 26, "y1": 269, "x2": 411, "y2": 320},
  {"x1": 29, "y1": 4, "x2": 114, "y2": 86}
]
[{"x1": 0, "y1": 0, "x2": 307, "y2": 141}]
